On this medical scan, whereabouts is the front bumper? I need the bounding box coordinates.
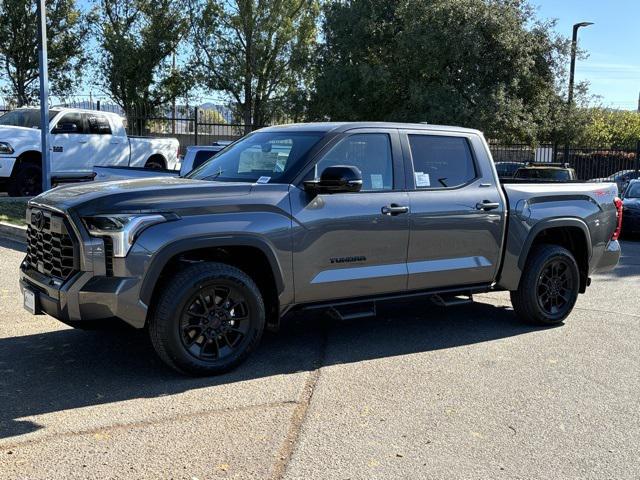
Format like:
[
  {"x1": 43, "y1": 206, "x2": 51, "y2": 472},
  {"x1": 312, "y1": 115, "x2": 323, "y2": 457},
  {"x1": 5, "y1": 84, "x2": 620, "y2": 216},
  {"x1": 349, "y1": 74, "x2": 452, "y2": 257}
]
[
  {"x1": 19, "y1": 264, "x2": 149, "y2": 328},
  {"x1": 0, "y1": 156, "x2": 17, "y2": 178}
]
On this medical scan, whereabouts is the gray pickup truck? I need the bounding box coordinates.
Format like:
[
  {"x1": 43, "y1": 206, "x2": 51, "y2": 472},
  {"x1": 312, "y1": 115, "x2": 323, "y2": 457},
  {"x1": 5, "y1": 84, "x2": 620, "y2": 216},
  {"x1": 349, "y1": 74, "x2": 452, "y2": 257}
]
[{"x1": 19, "y1": 122, "x2": 622, "y2": 375}]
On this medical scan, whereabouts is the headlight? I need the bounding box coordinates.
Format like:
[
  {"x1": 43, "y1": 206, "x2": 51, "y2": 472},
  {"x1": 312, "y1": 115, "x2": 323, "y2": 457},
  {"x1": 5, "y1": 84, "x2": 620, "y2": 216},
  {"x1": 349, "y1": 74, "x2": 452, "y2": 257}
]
[
  {"x1": 83, "y1": 214, "x2": 168, "y2": 257},
  {"x1": 0, "y1": 142, "x2": 14, "y2": 155}
]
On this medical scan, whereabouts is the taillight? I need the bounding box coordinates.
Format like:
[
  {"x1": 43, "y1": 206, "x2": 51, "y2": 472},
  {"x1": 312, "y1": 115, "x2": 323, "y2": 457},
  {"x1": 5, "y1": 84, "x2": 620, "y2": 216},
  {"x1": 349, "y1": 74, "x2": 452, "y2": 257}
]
[{"x1": 611, "y1": 197, "x2": 623, "y2": 241}]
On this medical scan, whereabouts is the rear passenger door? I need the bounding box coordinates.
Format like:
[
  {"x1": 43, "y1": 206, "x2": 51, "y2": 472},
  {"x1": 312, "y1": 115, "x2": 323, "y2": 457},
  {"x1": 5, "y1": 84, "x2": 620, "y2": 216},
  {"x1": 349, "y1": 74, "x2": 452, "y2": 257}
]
[
  {"x1": 86, "y1": 113, "x2": 129, "y2": 167},
  {"x1": 402, "y1": 131, "x2": 505, "y2": 290}
]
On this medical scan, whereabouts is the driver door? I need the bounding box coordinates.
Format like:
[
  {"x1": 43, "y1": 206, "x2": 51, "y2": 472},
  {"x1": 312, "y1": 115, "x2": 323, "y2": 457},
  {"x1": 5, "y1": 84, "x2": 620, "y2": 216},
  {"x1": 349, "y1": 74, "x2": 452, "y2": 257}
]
[{"x1": 290, "y1": 130, "x2": 410, "y2": 304}]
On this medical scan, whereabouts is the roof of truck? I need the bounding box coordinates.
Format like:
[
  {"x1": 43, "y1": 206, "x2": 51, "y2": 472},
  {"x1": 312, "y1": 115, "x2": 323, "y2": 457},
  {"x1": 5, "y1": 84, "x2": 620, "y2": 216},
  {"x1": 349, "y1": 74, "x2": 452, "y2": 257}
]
[{"x1": 260, "y1": 122, "x2": 483, "y2": 135}]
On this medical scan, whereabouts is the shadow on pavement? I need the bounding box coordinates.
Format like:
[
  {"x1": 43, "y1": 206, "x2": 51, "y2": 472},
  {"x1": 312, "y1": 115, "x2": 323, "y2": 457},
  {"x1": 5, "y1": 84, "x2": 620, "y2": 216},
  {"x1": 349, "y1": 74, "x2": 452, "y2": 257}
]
[
  {"x1": 0, "y1": 300, "x2": 543, "y2": 439},
  {"x1": 0, "y1": 236, "x2": 26, "y2": 254}
]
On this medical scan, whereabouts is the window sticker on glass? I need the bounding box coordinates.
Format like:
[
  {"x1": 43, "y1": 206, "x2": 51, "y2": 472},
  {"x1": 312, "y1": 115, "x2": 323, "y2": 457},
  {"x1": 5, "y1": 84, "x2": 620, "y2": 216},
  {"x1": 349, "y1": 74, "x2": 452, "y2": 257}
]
[
  {"x1": 256, "y1": 176, "x2": 271, "y2": 184},
  {"x1": 370, "y1": 174, "x2": 383, "y2": 190},
  {"x1": 415, "y1": 172, "x2": 431, "y2": 187}
]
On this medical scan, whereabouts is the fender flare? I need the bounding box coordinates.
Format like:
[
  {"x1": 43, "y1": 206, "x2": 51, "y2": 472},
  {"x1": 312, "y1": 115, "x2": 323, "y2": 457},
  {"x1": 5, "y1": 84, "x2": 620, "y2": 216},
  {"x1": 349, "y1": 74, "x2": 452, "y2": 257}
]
[
  {"x1": 139, "y1": 234, "x2": 286, "y2": 305},
  {"x1": 517, "y1": 217, "x2": 592, "y2": 271}
]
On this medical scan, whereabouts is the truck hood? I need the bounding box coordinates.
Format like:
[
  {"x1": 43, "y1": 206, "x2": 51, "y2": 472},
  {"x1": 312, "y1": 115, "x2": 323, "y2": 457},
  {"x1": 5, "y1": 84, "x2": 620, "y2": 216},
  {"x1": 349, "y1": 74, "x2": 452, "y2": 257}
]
[
  {"x1": 0, "y1": 126, "x2": 41, "y2": 152},
  {"x1": 30, "y1": 176, "x2": 254, "y2": 216}
]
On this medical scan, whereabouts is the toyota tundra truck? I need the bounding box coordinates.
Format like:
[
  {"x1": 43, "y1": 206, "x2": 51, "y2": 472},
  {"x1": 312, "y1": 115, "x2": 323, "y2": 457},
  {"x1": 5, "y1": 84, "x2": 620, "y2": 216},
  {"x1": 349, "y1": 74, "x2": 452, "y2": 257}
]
[
  {"x1": 19, "y1": 122, "x2": 622, "y2": 375},
  {"x1": 0, "y1": 107, "x2": 179, "y2": 196}
]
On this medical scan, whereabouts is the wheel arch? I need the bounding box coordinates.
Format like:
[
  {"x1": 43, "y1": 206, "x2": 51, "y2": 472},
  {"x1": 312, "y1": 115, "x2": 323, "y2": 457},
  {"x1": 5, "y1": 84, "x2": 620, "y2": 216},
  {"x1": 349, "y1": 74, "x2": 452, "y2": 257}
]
[
  {"x1": 12, "y1": 150, "x2": 42, "y2": 174},
  {"x1": 498, "y1": 217, "x2": 592, "y2": 292},
  {"x1": 145, "y1": 154, "x2": 166, "y2": 169},
  {"x1": 140, "y1": 235, "x2": 285, "y2": 326}
]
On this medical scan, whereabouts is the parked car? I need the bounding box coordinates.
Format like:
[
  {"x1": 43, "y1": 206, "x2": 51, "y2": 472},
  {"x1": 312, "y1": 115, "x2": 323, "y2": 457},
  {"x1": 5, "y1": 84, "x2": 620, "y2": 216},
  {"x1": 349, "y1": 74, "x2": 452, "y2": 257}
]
[
  {"x1": 494, "y1": 161, "x2": 525, "y2": 179},
  {"x1": 513, "y1": 163, "x2": 577, "y2": 181},
  {"x1": 20, "y1": 122, "x2": 621, "y2": 375},
  {"x1": 590, "y1": 170, "x2": 640, "y2": 195},
  {"x1": 0, "y1": 107, "x2": 179, "y2": 196},
  {"x1": 621, "y1": 179, "x2": 640, "y2": 237},
  {"x1": 93, "y1": 142, "x2": 233, "y2": 182}
]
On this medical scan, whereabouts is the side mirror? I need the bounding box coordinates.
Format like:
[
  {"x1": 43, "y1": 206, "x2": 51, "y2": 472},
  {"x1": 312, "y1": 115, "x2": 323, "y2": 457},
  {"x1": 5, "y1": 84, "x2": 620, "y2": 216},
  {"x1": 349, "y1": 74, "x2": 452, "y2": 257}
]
[{"x1": 304, "y1": 165, "x2": 363, "y2": 194}]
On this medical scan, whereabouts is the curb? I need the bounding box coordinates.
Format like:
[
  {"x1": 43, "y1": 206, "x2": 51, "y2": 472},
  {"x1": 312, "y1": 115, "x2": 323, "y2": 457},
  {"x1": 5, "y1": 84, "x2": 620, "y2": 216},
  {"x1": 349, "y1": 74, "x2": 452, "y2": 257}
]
[{"x1": 0, "y1": 221, "x2": 27, "y2": 244}]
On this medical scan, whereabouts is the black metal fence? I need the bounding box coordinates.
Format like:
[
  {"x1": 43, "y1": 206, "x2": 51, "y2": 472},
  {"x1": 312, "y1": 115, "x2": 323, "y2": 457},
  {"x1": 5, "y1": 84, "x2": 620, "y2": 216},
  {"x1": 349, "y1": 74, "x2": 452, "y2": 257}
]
[
  {"x1": 489, "y1": 141, "x2": 640, "y2": 181},
  {"x1": 1, "y1": 103, "x2": 638, "y2": 179}
]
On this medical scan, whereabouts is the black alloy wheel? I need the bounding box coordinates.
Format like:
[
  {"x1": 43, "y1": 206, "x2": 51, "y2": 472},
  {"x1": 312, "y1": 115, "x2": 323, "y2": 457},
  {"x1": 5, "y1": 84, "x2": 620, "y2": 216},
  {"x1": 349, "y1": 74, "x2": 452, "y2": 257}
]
[
  {"x1": 150, "y1": 262, "x2": 265, "y2": 375},
  {"x1": 180, "y1": 285, "x2": 252, "y2": 361},
  {"x1": 511, "y1": 245, "x2": 580, "y2": 325},
  {"x1": 536, "y1": 258, "x2": 574, "y2": 318}
]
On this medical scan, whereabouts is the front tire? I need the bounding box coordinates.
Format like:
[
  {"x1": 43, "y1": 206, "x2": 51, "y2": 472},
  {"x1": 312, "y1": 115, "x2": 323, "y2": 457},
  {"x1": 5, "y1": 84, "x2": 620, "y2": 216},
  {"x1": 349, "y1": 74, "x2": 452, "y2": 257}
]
[
  {"x1": 511, "y1": 245, "x2": 580, "y2": 325},
  {"x1": 8, "y1": 163, "x2": 42, "y2": 197},
  {"x1": 149, "y1": 262, "x2": 265, "y2": 375}
]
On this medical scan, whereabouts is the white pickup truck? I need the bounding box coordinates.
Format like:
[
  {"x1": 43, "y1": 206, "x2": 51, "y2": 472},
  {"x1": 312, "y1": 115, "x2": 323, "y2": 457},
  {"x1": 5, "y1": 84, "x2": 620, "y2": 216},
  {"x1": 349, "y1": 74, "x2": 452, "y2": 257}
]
[
  {"x1": 93, "y1": 142, "x2": 232, "y2": 182},
  {"x1": 0, "y1": 107, "x2": 179, "y2": 196}
]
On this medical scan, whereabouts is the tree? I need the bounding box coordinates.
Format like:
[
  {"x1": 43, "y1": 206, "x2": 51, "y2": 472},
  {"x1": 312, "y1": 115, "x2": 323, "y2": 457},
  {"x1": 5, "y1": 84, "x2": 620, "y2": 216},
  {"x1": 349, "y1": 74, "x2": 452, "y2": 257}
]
[
  {"x1": 578, "y1": 108, "x2": 640, "y2": 148},
  {"x1": 310, "y1": 0, "x2": 571, "y2": 143},
  {"x1": 0, "y1": 0, "x2": 84, "y2": 106},
  {"x1": 90, "y1": 0, "x2": 191, "y2": 133},
  {"x1": 189, "y1": 0, "x2": 319, "y2": 133}
]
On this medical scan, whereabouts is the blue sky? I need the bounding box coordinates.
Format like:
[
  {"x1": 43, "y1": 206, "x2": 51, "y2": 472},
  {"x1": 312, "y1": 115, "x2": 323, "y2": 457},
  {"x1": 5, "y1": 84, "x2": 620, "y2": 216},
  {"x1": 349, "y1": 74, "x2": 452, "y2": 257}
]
[{"x1": 535, "y1": 0, "x2": 639, "y2": 110}]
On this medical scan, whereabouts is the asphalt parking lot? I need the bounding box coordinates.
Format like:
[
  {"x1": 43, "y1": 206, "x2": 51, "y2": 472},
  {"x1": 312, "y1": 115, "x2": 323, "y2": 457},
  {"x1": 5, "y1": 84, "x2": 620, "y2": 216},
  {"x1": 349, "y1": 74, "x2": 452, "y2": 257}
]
[{"x1": 0, "y1": 237, "x2": 638, "y2": 480}]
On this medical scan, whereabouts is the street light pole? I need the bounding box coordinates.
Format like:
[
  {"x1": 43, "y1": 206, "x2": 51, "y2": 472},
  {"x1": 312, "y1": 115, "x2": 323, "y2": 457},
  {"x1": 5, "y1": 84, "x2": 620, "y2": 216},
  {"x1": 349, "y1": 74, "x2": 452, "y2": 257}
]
[
  {"x1": 36, "y1": 0, "x2": 51, "y2": 192},
  {"x1": 565, "y1": 21, "x2": 593, "y2": 163},
  {"x1": 568, "y1": 22, "x2": 594, "y2": 107}
]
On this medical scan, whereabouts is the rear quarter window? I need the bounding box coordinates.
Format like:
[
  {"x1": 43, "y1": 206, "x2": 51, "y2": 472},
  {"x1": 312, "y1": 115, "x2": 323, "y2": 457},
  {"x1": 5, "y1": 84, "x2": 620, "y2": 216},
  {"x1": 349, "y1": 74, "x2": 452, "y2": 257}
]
[{"x1": 408, "y1": 135, "x2": 476, "y2": 189}]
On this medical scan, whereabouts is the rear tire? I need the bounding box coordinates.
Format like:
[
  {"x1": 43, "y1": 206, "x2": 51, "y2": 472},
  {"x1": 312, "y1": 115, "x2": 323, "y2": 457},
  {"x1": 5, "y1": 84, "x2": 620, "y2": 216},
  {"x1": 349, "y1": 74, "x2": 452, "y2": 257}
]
[
  {"x1": 511, "y1": 245, "x2": 580, "y2": 325},
  {"x1": 145, "y1": 157, "x2": 165, "y2": 170},
  {"x1": 8, "y1": 162, "x2": 42, "y2": 197},
  {"x1": 149, "y1": 262, "x2": 265, "y2": 376}
]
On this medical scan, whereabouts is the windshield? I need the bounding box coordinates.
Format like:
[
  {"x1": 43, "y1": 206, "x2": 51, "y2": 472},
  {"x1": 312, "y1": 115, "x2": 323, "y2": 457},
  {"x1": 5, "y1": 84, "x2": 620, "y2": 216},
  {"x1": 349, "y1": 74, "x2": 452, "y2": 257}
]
[
  {"x1": 624, "y1": 183, "x2": 640, "y2": 198},
  {"x1": 0, "y1": 109, "x2": 61, "y2": 129},
  {"x1": 515, "y1": 168, "x2": 571, "y2": 181},
  {"x1": 187, "y1": 131, "x2": 324, "y2": 183}
]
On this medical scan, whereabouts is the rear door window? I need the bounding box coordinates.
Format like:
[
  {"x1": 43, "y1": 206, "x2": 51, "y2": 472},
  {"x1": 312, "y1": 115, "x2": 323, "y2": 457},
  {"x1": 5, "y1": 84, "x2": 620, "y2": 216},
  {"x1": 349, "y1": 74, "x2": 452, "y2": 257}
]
[
  {"x1": 86, "y1": 114, "x2": 112, "y2": 134},
  {"x1": 408, "y1": 135, "x2": 476, "y2": 189}
]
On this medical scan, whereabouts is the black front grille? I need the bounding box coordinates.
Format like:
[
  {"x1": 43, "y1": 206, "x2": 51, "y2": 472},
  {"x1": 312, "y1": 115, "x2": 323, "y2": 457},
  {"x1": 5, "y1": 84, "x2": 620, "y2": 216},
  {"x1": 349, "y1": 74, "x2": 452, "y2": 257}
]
[{"x1": 25, "y1": 210, "x2": 78, "y2": 281}]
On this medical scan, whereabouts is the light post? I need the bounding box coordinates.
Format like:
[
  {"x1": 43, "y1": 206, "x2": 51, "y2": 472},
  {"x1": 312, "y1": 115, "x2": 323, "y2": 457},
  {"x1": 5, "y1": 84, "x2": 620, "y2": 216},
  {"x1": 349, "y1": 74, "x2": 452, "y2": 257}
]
[
  {"x1": 565, "y1": 21, "x2": 593, "y2": 162},
  {"x1": 36, "y1": 0, "x2": 51, "y2": 192},
  {"x1": 568, "y1": 22, "x2": 593, "y2": 106}
]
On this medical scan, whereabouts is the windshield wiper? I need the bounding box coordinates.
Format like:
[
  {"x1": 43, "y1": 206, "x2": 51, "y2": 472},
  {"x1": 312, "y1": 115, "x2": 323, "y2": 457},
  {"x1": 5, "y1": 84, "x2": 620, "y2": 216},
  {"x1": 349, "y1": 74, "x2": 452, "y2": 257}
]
[{"x1": 201, "y1": 169, "x2": 224, "y2": 181}]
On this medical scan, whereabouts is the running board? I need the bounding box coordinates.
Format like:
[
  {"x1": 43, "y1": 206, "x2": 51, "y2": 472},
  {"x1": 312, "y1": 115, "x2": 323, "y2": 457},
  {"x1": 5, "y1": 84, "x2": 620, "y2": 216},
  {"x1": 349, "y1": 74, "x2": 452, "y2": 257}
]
[
  {"x1": 328, "y1": 302, "x2": 377, "y2": 321},
  {"x1": 430, "y1": 293, "x2": 474, "y2": 307}
]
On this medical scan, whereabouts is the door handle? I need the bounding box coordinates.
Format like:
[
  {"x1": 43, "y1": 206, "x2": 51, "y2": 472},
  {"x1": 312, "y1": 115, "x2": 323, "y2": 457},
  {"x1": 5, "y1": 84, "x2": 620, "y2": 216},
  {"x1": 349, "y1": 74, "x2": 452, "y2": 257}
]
[
  {"x1": 381, "y1": 204, "x2": 409, "y2": 216},
  {"x1": 476, "y1": 200, "x2": 500, "y2": 211}
]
